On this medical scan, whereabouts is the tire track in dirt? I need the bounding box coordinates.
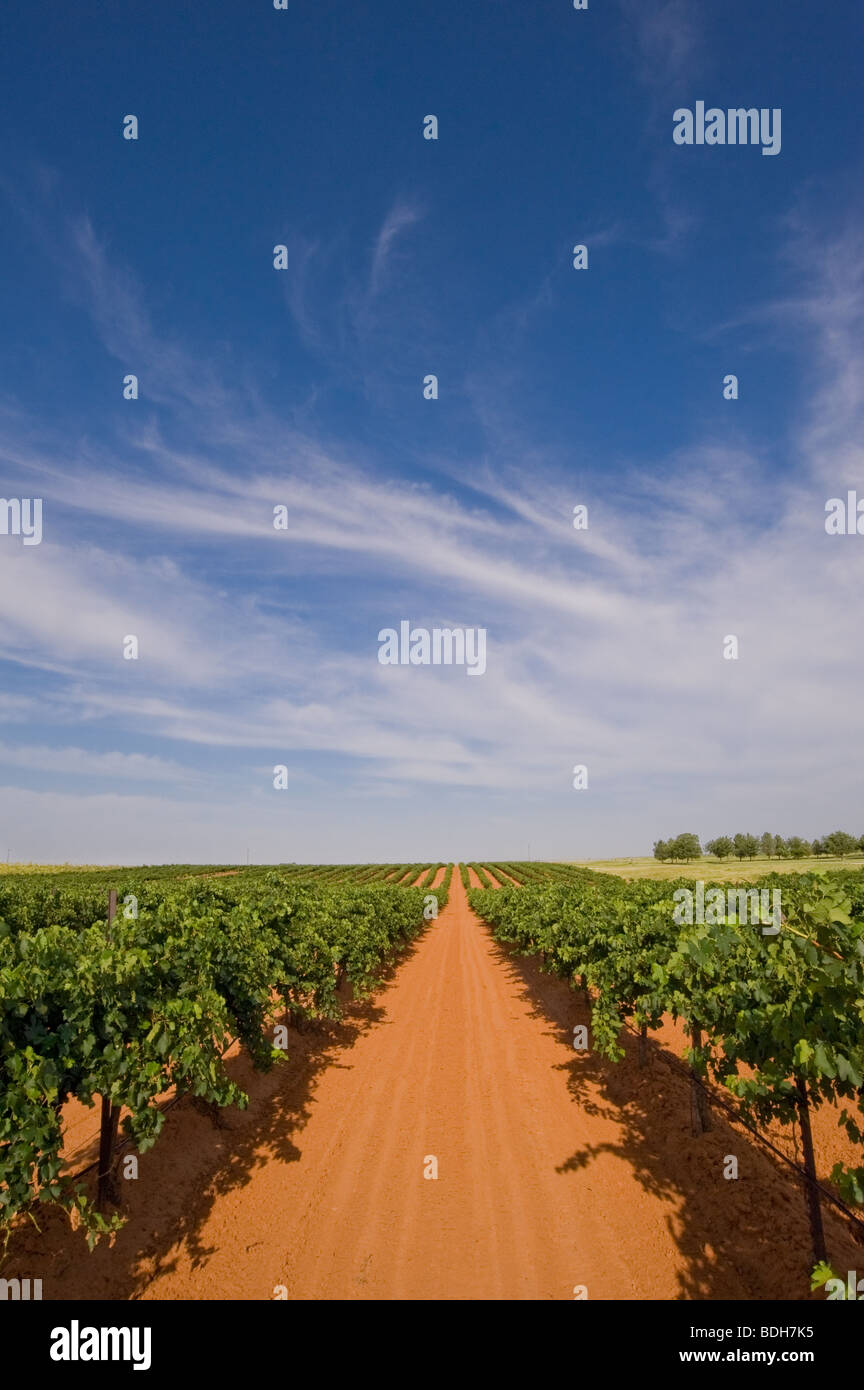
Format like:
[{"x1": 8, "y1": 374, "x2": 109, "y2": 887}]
[
  {"x1": 455, "y1": 877, "x2": 640, "y2": 1298},
  {"x1": 294, "y1": 898, "x2": 454, "y2": 1297}
]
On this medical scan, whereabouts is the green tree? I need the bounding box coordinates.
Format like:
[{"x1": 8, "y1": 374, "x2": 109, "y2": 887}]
[
  {"x1": 825, "y1": 830, "x2": 859, "y2": 858},
  {"x1": 705, "y1": 835, "x2": 734, "y2": 859},
  {"x1": 785, "y1": 836, "x2": 812, "y2": 859},
  {"x1": 812, "y1": 839, "x2": 826, "y2": 857},
  {"x1": 671, "y1": 832, "x2": 702, "y2": 862},
  {"x1": 653, "y1": 839, "x2": 671, "y2": 862},
  {"x1": 733, "y1": 832, "x2": 759, "y2": 859},
  {"x1": 759, "y1": 832, "x2": 775, "y2": 857}
]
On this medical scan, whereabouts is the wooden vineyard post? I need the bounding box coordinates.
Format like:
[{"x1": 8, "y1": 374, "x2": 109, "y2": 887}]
[
  {"x1": 97, "y1": 889, "x2": 120, "y2": 1210},
  {"x1": 639, "y1": 1022, "x2": 648, "y2": 1069},
  {"x1": 689, "y1": 1024, "x2": 712, "y2": 1134},
  {"x1": 796, "y1": 1075, "x2": 827, "y2": 1266}
]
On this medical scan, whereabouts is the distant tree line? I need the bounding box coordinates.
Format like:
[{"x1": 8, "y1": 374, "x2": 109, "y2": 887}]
[{"x1": 653, "y1": 831, "x2": 864, "y2": 863}]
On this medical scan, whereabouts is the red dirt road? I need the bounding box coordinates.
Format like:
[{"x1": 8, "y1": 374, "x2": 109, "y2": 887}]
[
  {"x1": 146, "y1": 869, "x2": 660, "y2": 1299},
  {"x1": 6, "y1": 869, "x2": 860, "y2": 1300}
]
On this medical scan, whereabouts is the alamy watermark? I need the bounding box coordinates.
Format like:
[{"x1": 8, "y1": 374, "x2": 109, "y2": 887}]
[
  {"x1": 673, "y1": 881, "x2": 781, "y2": 935},
  {"x1": 377, "y1": 621, "x2": 486, "y2": 676},
  {"x1": 673, "y1": 103, "x2": 781, "y2": 156},
  {"x1": 0, "y1": 498, "x2": 42, "y2": 545},
  {"x1": 0, "y1": 1277, "x2": 42, "y2": 1300},
  {"x1": 823, "y1": 1270, "x2": 864, "y2": 1300},
  {"x1": 825, "y1": 492, "x2": 864, "y2": 534},
  {"x1": 50, "y1": 1321, "x2": 151, "y2": 1370}
]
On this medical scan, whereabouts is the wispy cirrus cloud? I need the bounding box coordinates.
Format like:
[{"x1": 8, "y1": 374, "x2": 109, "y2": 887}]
[
  {"x1": 275, "y1": 196, "x2": 425, "y2": 380},
  {"x1": 369, "y1": 198, "x2": 423, "y2": 298},
  {"x1": 1, "y1": 180, "x2": 862, "y2": 856}
]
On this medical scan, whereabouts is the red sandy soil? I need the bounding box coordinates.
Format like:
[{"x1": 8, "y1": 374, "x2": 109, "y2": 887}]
[
  {"x1": 624, "y1": 1012, "x2": 860, "y2": 1191},
  {"x1": 4, "y1": 870, "x2": 861, "y2": 1300},
  {"x1": 465, "y1": 865, "x2": 485, "y2": 889}
]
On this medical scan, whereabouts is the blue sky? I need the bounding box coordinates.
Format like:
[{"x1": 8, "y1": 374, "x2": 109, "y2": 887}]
[{"x1": 0, "y1": 0, "x2": 863, "y2": 863}]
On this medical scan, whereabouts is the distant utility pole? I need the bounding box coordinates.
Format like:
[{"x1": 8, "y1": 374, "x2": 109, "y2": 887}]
[{"x1": 527, "y1": 842, "x2": 531, "y2": 861}]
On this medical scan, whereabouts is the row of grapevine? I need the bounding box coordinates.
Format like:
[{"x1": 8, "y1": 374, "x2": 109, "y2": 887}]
[
  {"x1": 490, "y1": 862, "x2": 607, "y2": 887},
  {"x1": 468, "y1": 864, "x2": 494, "y2": 889},
  {"x1": 382, "y1": 864, "x2": 427, "y2": 885},
  {"x1": 468, "y1": 869, "x2": 864, "y2": 1263},
  {"x1": 418, "y1": 863, "x2": 446, "y2": 889},
  {"x1": 0, "y1": 868, "x2": 449, "y2": 1243},
  {"x1": 0, "y1": 861, "x2": 442, "y2": 904}
]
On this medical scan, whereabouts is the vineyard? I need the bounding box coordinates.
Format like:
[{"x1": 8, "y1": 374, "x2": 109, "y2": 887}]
[
  {"x1": 2, "y1": 857, "x2": 863, "y2": 1300},
  {"x1": 0, "y1": 862, "x2": 451, "y2": 1241},
  {"x1": 468, "y1": 862, "x2": 864, "y2": 1273}
]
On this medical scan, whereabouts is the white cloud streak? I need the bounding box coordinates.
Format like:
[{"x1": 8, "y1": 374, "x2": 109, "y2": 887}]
[{"x1": 1, "y1": 195, "x2": 862, "y2": 855}]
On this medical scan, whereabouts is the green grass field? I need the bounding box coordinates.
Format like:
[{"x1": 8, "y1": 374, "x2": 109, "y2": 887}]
[{"x1": 569, "y1": 854, "x2": 864, "y2": 882}]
